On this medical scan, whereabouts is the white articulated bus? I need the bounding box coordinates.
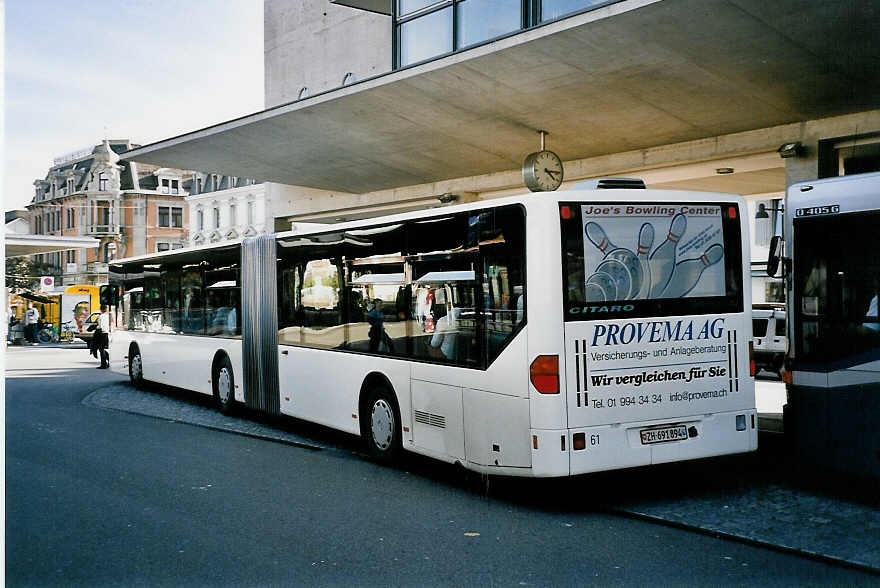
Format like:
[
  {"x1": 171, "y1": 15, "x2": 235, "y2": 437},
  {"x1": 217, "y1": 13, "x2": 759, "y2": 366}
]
[
  {"x1": 771, "y1": 171, "x2": 880, "y2": 479},
  {"x1": 109, "y1": 183, "x2": 757, "y2": 477}
]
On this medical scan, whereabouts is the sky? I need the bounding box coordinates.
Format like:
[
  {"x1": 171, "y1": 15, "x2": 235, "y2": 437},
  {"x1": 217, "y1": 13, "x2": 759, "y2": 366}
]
[{"x1": 3, "y1": 0, "x2": 265, "y2": 210}]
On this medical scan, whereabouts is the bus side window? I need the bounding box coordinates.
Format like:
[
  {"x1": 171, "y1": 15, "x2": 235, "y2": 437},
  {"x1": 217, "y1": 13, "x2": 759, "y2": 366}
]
[
  {"x1": 407, "y1": 213, "x2": 481, "y2": 367},
  {"x1": 180, "y1": 269, "x2": 205, "y2": 335},
  {"x1": 480, "y1": 206, "x2": 526, "y2": 364}
]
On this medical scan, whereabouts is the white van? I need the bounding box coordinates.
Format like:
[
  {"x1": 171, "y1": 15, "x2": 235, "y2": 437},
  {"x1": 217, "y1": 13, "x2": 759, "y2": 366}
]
[{"x1": 752, "y1": 303, "x2": 786, "y2": 375}]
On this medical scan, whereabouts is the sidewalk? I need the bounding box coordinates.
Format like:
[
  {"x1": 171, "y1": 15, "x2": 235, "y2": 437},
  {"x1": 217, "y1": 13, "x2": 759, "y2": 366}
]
[
  {"x1": 6, "y1": 341, "x2": 87, "y2": 350},
  {"x1": 611, "y1": 442, "x2": 880, "y2": 572},
  {"x1": 82, "y1": 380, "x2": 879, "y2": 573}
]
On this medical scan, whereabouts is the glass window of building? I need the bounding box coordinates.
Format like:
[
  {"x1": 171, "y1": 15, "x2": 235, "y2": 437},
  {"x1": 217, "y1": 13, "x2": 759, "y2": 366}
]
[
  {"x1": 456, "y1": 0, "x2": 521, "y2": 49},
  {"x1": 396, "y1": 0, "x2": 615, "y2": 67},
  {"x1": 540, "y1": 0, "x2": 605, "y2": 22},
  {"x1": 214, "y1": 207, "x2": 221, "y2": 229},
  {"x1": 398, "y1": 7, "x2": 453, "y2": 67},
  {"x1": 398, "y1": 0, "x2": 439, "y2": 15},
  {"x1": 157, "y1": 242, "x2": 170, "y2": 252},
  {"x1": 171, "y1": 207, "x2": 183, "y2": 228},
  {"x1": 197, "y1": 209, "x2": 204, "y2": 231},
  {"x1": 230, "y1": 204, "x2": 237, "y2": 226},
  {"x1": 158, "y1": 206, "x2": 170, "y2": 227}
]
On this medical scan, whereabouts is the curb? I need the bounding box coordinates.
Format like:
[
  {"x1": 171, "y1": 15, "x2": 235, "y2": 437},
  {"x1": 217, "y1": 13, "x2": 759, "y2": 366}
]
[
  {"x1": 81, "y1": 387, "x2": 326, "y2": 453},
  {"x1": 608, "y1": 507, "x2": 880, "y2": 575}
]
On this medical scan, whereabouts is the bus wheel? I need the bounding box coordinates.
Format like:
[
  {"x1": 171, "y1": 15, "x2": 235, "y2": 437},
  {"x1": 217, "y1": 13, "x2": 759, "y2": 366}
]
[
  {"x1": 214, "y1": 356, "x2": 236, "y2": 415},
  {"x1": 129, "y1": 346, "x2": 144, "y2": 388},
  {"x1": 364, "y1": 385, "x2": 401, "y2": 462}
]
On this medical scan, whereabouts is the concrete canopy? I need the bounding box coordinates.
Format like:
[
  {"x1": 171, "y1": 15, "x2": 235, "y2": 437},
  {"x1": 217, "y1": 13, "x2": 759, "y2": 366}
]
[
  {"x1": 122, "y1": 0, "x2": 879, "y2": 194},
  {"x1": 5, "y1": 234, "x2": 99, "y2": 257}
]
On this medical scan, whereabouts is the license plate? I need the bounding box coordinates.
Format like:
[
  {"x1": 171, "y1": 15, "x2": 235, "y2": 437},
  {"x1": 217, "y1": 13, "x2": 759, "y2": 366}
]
[{"x1": 640, "y1": 425, "x2": 688, "y2": 445}]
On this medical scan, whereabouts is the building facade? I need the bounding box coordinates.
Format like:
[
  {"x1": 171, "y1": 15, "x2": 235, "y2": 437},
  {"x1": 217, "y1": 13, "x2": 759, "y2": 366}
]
[
  {"x1": 27, "y1": 140, "x2": 191, "y2": 285},
  {"x1": 185, "y1": 177, "x2": 269, "y2": 246}
]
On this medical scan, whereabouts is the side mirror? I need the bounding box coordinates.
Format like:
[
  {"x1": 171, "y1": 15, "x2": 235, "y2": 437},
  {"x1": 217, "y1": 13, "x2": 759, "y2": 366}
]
[{"x1": 767, "y1": 235, "x2": 783, "y2": 277}]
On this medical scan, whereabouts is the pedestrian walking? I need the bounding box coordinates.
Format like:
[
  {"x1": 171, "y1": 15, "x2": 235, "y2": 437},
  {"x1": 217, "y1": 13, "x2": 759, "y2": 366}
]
[
  {"x1": 25, "y1": 303, "x2": 40, "y2": 344},
  {"x1": 95, "y1": 304, "x2": 111, "y2": 369}
]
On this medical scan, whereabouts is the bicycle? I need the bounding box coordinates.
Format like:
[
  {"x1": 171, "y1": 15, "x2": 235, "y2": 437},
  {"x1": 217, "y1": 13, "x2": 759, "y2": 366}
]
[
  {"x1": 37, "y1": 322, "x2": 59, "y2": 344},
  {"x1": 60, "y1": 321, "x2": 78, "y2": 343}
]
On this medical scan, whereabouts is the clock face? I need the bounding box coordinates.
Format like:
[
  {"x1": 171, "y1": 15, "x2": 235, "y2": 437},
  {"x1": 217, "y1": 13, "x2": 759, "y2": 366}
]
[{"x1": 523, "y1": 150, "x2": 564, "y2": 192}]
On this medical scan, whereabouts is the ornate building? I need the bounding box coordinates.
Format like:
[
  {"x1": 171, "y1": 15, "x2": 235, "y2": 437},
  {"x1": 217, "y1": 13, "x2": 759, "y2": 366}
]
[
  {"x1": 27, "y1": 139, "x2": 191, "y2": 285},
  {"x1": 184, "y1": 175, "x2": 267, "y2": 246}
]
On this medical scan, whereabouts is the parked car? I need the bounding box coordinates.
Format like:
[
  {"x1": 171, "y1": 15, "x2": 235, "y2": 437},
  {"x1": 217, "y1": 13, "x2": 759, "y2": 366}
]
[
  {"x1": 752, "y1": 303, "x2": 787, "y2": 375},
  {"x1": 75, "y1": 312, "x2": 100, "y2": 344}
]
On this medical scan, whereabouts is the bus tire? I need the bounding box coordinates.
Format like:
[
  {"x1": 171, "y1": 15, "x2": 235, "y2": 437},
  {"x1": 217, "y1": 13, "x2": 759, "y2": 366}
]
[
  {"x1": 213, "y1": 355, "x2": 236, "y2": 415},
  {"x1": 129, "y1": 345, "x2": 144, "y2": 388},
  {"x1": 362, "y1": 384, "x2": 401, "y2": 462}
]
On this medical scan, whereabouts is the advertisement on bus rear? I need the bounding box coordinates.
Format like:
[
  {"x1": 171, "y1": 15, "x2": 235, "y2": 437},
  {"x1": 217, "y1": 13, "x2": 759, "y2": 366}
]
[
  {"x1": 560, "y1": 202, "x2": 743, "y2": 322},
  {"x1": 579, "y1": 204, "x2": 726, "y2": 304},
  {"x1": 564, "y1": 313, "x2": 747, "y2": 426}
]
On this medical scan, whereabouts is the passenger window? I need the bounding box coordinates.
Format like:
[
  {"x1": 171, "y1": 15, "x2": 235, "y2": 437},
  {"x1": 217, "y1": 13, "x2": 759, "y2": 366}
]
[
  {"x1": 346, "y1": 261, "x2": 406, "y2": 354},
  {"x1": 205, "y1": 267, "x2": 240, "y2": 338},
  {"x1": 180, "y1": 269, "x2": 204, "y2": 335},
  {"x1": 480, "y1": 207, "x2": 526, "y2": 362},
  {"x1": 407, "y1": 214, "x2": 481, "y2": 367},
  {"x1": 144, "y1": 272, "x2": 164, "y2": 333},
  {"x1": 299, "y1": 259, "x2": 344, "y2": 349},
  {"x1": 163, "y1": 271, "x2": 181, "y2": 333}
]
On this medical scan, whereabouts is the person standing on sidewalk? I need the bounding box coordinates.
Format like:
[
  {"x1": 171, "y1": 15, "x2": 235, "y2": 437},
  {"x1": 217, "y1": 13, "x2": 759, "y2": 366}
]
[
  {"x1": 95, "y1": 305, "x2": 111, "y2": 369},
  {"x1": 25, "y1": 303, "x2": 40, "y2": 344}
]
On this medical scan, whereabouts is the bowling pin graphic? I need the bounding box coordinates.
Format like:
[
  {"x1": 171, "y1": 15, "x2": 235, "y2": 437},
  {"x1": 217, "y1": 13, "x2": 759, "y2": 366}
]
[
  {"x1": 635, "y1": 222, "x2": 654, "y2": 299},
  {"x1": 586, "y1": 221, "x2": 641, "y2": 298},
  {"x1": 585, "y1": 222, "x2": 617, "y2": 255},
  {"x1": 660, "y1": 244, "x2": 724, "y2": 298},
  {"x1": 649, "y1": 213, "x2": 687, "y2": 297}
]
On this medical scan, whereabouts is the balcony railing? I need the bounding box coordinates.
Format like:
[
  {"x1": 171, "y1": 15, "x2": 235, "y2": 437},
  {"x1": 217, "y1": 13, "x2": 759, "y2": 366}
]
[
  {"x1": 86, "y1": 224, "x2": 121, "y2": 235},
  {"x1": 87, "y1": 262, "x2": 109, "y2": 274}
]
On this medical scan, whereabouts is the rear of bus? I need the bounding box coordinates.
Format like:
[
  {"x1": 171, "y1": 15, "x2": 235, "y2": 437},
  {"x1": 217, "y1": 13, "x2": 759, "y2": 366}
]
[{"x1": 528, "y1": 190, "x2": 757, "y2": 476}]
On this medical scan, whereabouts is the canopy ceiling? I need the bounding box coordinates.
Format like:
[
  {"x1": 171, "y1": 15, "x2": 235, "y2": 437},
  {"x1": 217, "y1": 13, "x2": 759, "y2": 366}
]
[
  {"x1": 122, "y1": 0, "x2": 879, "y2": 194},
  {"x1": 5, "y1": 234, "x2": 99, "y2": 257}
]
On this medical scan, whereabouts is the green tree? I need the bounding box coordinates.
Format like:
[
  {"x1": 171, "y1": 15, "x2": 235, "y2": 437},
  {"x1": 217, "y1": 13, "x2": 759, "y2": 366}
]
[{"x1": 5, "y1": 256, "x2": 59, "y2": 293}]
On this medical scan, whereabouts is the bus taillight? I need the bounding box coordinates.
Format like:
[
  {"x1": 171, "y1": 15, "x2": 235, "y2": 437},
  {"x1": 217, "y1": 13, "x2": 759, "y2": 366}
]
[
  {"x1": 781, "y1": 355, "x2": 792, "y2": 384},
  {"x1": 748, "y1": 341, "x2": 756, "y2": 377},
  {"x1": 530, "y1": 355, "x2": 559, "y2": 394}
]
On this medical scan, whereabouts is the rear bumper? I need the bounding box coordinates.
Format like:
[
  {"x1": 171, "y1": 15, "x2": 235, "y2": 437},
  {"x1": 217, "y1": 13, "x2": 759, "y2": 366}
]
[{"x1": 531, "y1": 409, "x2": 758, "y2": 476}]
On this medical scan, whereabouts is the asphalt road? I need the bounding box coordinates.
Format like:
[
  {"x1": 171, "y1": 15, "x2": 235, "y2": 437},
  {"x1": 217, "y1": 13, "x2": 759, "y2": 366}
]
[{"x1": 5, "y1": 347, "x2": 876, "y2": 586}]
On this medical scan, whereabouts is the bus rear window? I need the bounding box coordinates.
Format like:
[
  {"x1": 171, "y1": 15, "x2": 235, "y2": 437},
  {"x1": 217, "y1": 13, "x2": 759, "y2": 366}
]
[{"x1": 560, "y1": 202, "x2": 743, "y2": 320}]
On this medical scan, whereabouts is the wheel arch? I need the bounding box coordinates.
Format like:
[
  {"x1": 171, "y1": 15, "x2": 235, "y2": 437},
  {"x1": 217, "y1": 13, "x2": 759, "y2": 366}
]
[
  {"x1": 211, "y1": 349, "x2": 232, "y2": 394},
  {"x1": 358, "y1": 371, "x2": 398, "y2": 435}
]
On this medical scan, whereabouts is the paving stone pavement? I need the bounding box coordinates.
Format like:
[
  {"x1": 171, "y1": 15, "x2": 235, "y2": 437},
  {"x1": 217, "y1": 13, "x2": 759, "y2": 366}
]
[
  {"x1": 84, "y1": 382, "x2": 879, "y2": 573},
  {"x1": 613, "y1": 483, "x2": 880, "y2": 572},
  {"x1": 83, "y1": 383, "x2": 328, "y2": 451}
]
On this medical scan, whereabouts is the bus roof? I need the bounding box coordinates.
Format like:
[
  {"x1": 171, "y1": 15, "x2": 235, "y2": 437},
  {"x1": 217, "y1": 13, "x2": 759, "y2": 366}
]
[{"x1": 110, "y1": 187, "x2": 744, "y2": 267}]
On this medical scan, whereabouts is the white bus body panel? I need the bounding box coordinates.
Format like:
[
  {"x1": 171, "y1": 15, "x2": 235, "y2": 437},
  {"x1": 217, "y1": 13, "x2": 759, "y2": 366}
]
[
  {"x1": 525, "y1": 200, "x2": 568, "y2": 431},
  {"x1": 110, "y1": 331, "x2": 244, "y2": 401},
  {"x1": 277, "y1": 345, "x2": 410, "y2": 437}
]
